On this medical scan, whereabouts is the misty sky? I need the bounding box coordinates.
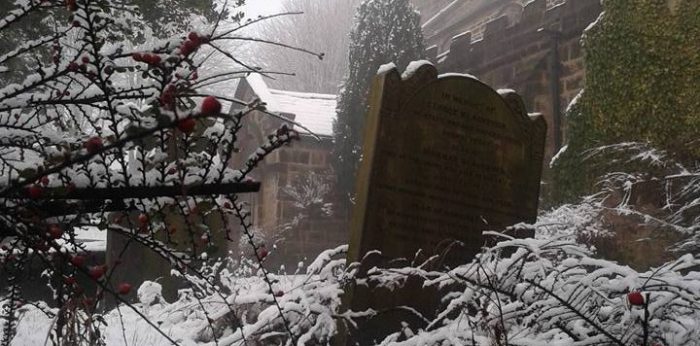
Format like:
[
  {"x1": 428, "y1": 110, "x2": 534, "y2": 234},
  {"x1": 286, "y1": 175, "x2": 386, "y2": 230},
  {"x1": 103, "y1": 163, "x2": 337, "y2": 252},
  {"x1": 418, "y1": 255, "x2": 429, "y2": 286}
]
[{"x1": 243, "y1": 0, "x2": 282, "y2": 17}]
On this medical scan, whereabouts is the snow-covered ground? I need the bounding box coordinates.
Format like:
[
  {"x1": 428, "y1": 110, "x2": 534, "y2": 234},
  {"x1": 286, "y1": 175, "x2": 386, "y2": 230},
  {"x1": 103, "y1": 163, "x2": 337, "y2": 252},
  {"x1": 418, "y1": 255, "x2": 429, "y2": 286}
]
[{"x1": 4, "y1": 224, "x2": 700, "y2": 345}]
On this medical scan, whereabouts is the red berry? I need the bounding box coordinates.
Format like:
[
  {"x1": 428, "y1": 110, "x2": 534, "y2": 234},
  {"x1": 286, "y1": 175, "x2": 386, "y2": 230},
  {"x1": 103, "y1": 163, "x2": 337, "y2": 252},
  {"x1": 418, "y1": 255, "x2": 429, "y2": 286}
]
[
  {"x1": 167, "y1": 167, "x2": 177, "y2": 175},
  {"x1": 191, "y1": 72, "x2": 198, "y2": 80},
  {"x1": 200, "y1": 96, "x2": 221, "y2": 115},
  {"x1": 40, "y1": 176, "x2": 50, "y2": 186},
  {"x1": 70, "y1": 255, "x2": 86, "y2": 267},
  {"x1": 117, "y1": 282, "x2": 132, "y2": 295},
  {"x1": 72, "y1": 20, "x2": 81, "y2": 28},
  {"x1": 627, "y1": 291, "x2": 645, "y2": 306},
  {"x1": 159, "y1": 93, "x2": 175, "y2": 108},
  {"x1": 138, "y1": 213, "x2": 148, "y2": 225},
  {"x1": 66, "y1": 0, "x2": 77, "y2": 11},
  {"x1": 146, "y1": 54, "x2": 161, "y2": 65},
  {"x1": 131, "y1": 52, "x2": 143, "y2": 62},
  {"x1": 67, "y1": 62, "x2": 79, "y2": 71},
  {"x1": 274, "y1": 290, "x2": 284, "y2": 297},
  {"x1": 188, "y1": 32, "x2": 199, "y2": 43},
  {"x1": 84, "y1": 136, "x2": 103, "y2": 154},
  {"x1": 81, "y1": 56, "x2": 89, "y2": 64},
  {"x1": 88, "y1": 265, "x2": 105, "y2": 280},
  {"x1": 257, "y1": 247, "x2": 269, "y2": 259},
  {"x1": 48, "y1": 224, "x2": 63, "y2": 239},
  {"x1": 64, "y1": 276, "x2": 77, "y2": 285},
  {"x1": 180, "y1": 40, "x2": 198, "y2": 56},
  {"x1": 27, "y1": 184, "x2": 43, "y2": 199},
  {"x1": 177, "y1": 118, "x2": 196, "y2": 134}
]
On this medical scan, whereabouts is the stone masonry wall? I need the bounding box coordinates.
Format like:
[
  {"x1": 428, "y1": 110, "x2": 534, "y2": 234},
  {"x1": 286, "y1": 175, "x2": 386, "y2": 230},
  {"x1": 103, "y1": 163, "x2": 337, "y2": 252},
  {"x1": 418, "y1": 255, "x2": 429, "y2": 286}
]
[
  {"x1": 230, "y1": 79, "x2": 347, "y2": 268},
  {"x1": 432, "y1": 0, "x2": 601, "y2": 164},
  {"x1": 252, "y1": 137, "x2": 347, "y2": 268}
]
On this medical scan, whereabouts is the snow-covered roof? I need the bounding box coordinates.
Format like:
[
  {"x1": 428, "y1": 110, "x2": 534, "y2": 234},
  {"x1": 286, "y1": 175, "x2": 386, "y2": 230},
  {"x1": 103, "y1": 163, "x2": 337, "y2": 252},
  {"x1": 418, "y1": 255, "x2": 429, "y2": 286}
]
[
  {"x1": 245, "y1": 74, "x2": 337, "y2": 137},
  {"x1": 46, "y1": 226, "x2": 106, "y2": 252},
  {"x1": 73, "y1": 226, "x2": 106, "y2": 252}
]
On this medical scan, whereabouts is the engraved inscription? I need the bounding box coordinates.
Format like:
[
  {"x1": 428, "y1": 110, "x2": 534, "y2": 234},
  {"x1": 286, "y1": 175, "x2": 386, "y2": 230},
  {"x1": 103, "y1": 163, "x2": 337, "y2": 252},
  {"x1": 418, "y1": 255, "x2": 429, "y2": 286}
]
[{"x1": 349, "y1": 65, "x2": 546, "y2": 264}]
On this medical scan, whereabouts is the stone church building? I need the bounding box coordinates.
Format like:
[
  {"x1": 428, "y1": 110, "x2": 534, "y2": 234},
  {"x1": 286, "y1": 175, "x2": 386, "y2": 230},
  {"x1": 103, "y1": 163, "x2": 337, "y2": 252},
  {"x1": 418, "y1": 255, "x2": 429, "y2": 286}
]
[{"x1": 232, "y1": 0, "x2": 602, "y2": 266}]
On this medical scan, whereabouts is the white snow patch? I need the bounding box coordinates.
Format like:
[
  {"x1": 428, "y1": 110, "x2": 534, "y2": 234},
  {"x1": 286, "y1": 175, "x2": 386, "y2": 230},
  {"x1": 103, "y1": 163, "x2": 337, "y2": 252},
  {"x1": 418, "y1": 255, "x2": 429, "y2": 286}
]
[
  {"x1": 377, "y1": 62, "x2": 397, "y2": 75},
  {"x1": 268, "y1": 89, "x2": 337, "y2": 136},
  {"x1": 245, "y1": 73, "x2": 280, "y2": 110},
  {"x1": 401, "y1": 60, "x2": 434, "y2": 79},
  {"x1": 243, "y1": 74, "x2": 337, "y2": 136},
  {"x1": 438, "y1": 72, "x2": 479, "y2": 80},
  {"x1": 550, "y1": 144, "x2": 568, "y2": 168},
  {"x1": 138, "y1": 281, "x2": 164, "y2": 306}
]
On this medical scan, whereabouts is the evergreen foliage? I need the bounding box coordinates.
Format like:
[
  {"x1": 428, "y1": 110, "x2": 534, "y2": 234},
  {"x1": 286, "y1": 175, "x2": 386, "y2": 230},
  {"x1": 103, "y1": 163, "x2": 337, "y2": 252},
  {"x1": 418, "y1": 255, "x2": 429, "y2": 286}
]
[
  {"x1": 551, "y1": 0, "x2": 700, "y2": 204},
  {"x1": 332, "y1": 0, "x2": 425, "y2": 204}
]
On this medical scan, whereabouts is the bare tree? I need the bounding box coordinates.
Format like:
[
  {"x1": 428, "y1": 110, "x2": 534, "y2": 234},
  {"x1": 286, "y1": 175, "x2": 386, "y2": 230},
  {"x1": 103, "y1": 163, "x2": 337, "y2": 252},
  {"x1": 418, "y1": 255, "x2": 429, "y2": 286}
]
[{"x1": 251, "y1": 0, "x2": 362, "y2": 93}]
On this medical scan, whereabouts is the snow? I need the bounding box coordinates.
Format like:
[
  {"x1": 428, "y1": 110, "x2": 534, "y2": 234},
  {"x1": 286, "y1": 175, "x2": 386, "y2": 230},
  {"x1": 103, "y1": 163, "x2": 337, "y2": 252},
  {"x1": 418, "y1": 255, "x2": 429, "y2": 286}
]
[
  {"x1": 377, "y1": 62, "x2": 397, "y2": 75},
  {"x1": 245, "y1": 73, "x2": 280, "y2": 110},
  {"x1": 137, "y1": 281, "x2": 164, "y2": 306},
  {"x1": 550, "y1": 144, "x2": 568, "y2": 167},
  {"x1": 438, "y1": 72, "x2": 479, "y2": 80},
  {"x1": 401, "y1": 60, "x2": 433, "y2": 79},
  {"x1": 6, "y1": 230, "x2": 700, "y2": 345},
  {"x1": 268, "y1": 89, "x2": 336, "y2": 136},
  {"x1": 73, "y1": 226, "x2": 107, "y2": 252},
  {"x1": 244, "y1": 74, "x2": 337, "y2": 136},
  {"x1": 3, "y1": 1, "x2": 700, "y2": 345},
  {"x1": 47, "y1": 226, "x2": 107, "y2": 253}
]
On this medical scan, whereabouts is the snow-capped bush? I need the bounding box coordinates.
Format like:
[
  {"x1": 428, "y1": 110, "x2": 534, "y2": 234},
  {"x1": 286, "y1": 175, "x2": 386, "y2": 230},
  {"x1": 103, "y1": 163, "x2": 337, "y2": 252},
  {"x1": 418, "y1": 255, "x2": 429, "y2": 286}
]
[
  {"x1": 0, "y1": 1, "x2": 304, "y2": 344},
  {"x1": 8, "y1": 232, "x2": 699, "y2": 345}
]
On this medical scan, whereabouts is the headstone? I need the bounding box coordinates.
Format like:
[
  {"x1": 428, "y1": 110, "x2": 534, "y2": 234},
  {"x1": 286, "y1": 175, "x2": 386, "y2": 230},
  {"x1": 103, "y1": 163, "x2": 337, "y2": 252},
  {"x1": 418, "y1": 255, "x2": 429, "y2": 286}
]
[
  {"x1": 348, "y1": 61, "x2": 546, "y2": 265},
  {"x1": 105, "y1": 206, "x2": 233, "y2": 304},
  {"x1": 337, "y1": 61, "x2": 546, "y2": 344}
]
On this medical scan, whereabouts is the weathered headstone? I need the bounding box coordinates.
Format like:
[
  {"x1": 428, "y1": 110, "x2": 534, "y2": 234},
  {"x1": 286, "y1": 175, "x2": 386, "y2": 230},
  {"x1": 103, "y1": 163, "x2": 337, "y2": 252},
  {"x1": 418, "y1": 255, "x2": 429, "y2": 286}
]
[
  {"x1": 337, "y1": 61, "x2": 546, "y2": 344},
  {"x1": 348, "y1": 61, "x2": 546, "y2": 265}
]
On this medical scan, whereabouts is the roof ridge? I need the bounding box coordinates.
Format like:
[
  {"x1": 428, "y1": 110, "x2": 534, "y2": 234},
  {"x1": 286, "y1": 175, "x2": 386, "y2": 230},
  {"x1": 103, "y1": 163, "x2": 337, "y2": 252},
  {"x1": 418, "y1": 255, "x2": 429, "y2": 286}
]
[{"x1": 268, "y1": 88, "x2": 337, "y2": 99}]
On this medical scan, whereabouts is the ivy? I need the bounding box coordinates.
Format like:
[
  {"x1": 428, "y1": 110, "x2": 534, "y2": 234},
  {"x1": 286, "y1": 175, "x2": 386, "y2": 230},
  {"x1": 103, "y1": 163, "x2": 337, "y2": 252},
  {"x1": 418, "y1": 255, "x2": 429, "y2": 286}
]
[{"x1": 550, "y1": 0, "x2": 700, "y2": 205}]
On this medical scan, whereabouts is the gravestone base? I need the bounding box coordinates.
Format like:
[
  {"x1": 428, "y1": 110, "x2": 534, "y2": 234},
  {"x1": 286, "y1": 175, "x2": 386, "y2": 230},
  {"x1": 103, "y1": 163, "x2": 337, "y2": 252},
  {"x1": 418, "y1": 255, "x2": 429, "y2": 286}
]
[{"x1": 336, "y1": 251, "x2": 467, "y2": 346}]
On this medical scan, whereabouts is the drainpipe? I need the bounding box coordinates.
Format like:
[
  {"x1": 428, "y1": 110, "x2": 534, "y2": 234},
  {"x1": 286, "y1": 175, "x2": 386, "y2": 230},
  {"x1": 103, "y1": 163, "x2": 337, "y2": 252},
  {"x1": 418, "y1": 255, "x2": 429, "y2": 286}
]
[{"x1": 541, "y1": 28, "x2": 563, "y2": 152}]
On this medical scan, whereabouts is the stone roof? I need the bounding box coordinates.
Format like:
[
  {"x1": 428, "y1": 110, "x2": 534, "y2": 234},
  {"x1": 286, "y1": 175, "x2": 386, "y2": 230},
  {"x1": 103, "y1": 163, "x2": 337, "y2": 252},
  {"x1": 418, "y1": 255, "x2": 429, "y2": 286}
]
[{"x1": 245, "y1": 74, "x2": 337, "y2": 137}]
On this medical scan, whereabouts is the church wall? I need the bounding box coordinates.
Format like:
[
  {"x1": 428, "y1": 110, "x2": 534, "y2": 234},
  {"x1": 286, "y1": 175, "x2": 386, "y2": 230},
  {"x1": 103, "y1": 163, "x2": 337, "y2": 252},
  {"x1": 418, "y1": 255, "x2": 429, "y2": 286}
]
[{"x1": 430, "y1": 0, "x2": 601, "y2": 164}]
